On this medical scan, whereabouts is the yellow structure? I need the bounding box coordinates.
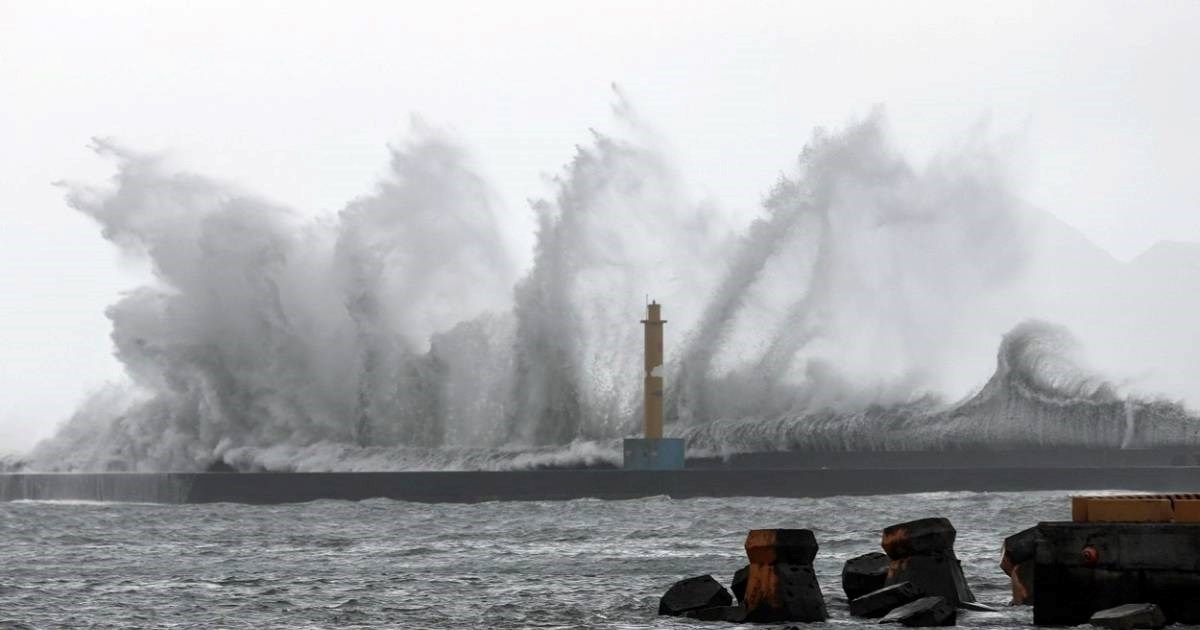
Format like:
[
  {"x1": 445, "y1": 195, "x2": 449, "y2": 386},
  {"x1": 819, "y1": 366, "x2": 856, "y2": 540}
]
[
  {"x1": 642, "y1": 301, "x2": 666, "y2": 439},
  {"x1": 623, "y1": 300, "x2": 683, "y2": 469},
  {"x1": 1071, "y1": 494, "x2": 1200, "y2": 523}
]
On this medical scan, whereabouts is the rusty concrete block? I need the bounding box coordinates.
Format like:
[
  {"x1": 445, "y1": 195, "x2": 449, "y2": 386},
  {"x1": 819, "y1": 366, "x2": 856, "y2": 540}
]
[
  {"x1": 1000, "y1": 526, "x2": 1038, "y2": 605},
  {"x1": 1007, "y1": 561, "x2": 1035, "y2": 606},
  {"x1": 742, "y1": 529, "x2": 827, "y2": 623},
  {"x1": 745, "y1": 528, "x2": 819, "y2": 564},
  {"x1": 743, "y1": 562, "x2": 827, "y2": 622},
  {"x1": 881, "y1": 518, "x2": 974, "y2": 606},
  {"x1": 882, "y1": 518, "x2": 957, "y2": 559}
]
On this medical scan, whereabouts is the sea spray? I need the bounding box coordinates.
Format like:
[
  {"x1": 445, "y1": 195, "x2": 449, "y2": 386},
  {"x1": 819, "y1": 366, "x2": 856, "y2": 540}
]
[
  {"x1": 28, "y1": 108, "x2": 1200, "y2": 472},
  {"x1": 679, "y1": 321, "x2": 1200, "y2": 454},
  {"x1": 335, "y1": 126, "x2": 517, "y2": 446},
  {"x1": 34, "y1": 128, "x2": 521, "y2": 470},
  {"x1": 510, "y1": 121, "x2": 728, "y2": 445},
  {"x1": 671, "y1": 111, "x2": 1030, "y2": 424}
]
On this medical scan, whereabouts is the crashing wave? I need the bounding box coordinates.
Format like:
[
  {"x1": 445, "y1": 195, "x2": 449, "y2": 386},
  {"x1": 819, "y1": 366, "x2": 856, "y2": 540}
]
[
  {"x1": 681, "y1": 321, "x2": 1200, "y2": 456},
  {"x1": 25, "y1": 103, "x2": 1200, "y2": 472}
]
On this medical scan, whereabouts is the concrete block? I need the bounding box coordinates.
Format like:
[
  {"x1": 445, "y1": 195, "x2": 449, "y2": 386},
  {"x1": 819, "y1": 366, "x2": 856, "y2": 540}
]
[
  {"x1": 883, "y1": 518, "x2": 957, "y2": 558},
  {"x1": 881, "y1": 518, "x2": 974, "y2": 606},
  {"x1": 1071, "y1": 494, "x2": 1200, "y2": 523},
  {"x1": 1072, "y1": 496, "x2": 1089, "y2": 522},
  {"x1": 880, "y1": 596, "x2": 957, "y2": 626},
  {"x1": 683, "y1": 604, "x2": 746, "y2": 622},
  {"x1": 1086, "y1": 499, "x2": 1173, "y2": 523},
  {"x1": 1090, "y1": 603, "x2": 1166, "y2": 630},
  {"x1": 1007, "y1": 560, "x2": 1035, "y2": 606},
  {"x1": 1035, "y1": 522, "x2": 1200, "y2": 572},
  {"x1": 731, "y1": 564, "x2": 748, "y2": 603},
  {"x1": 849, "y1": 581, "x2": 923, "y2": 618},
  {"x1": 743, "y1": 529, "x2": 826, "y2": 623},
  {"x1": 1000, "y1": 527, "x2": 1038, "y2": 605},
  {"x1": 1139, "y1": 570, "x2": 1200, "y2": 623},
  {"x1": 658, "y1": 574, "x2": 732, "y2": 616},
  {"x1": 1034, "y1": 522, "x2": 1200, "y2": 625},
  {"x1": 1171, "y1": 499, "x2": 1200, "y2": 523},
  {"x1": 1002, "y1": 527, "x2": 1038, "y2": 566},
  {"x1": 843, "y1": 552, "x2": 891, "y2": 601},
  {"x1": 745, "y1": 529, "x2": 819, "y2": 565},
  {"x1": 886, "y1": 552, "x2": 975, "y2": 606},
  {"x1": 743, "y1": 562, "x2": 828, "y2": 622},
  {"x1": 1035, "y1": 565, "x2": 1136, "y2": 625}
]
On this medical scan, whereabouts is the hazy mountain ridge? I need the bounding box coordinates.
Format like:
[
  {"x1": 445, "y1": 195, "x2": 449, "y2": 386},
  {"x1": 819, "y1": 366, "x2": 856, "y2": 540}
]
[{"x1": 1025, "y1": 210, "x2": 1200, "y2": 412}]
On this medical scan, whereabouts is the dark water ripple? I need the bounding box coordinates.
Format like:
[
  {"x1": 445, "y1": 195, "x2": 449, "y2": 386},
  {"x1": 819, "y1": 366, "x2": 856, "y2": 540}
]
[{"x1": 0, "y1": 492, "x2": 1080, "y2": 629}]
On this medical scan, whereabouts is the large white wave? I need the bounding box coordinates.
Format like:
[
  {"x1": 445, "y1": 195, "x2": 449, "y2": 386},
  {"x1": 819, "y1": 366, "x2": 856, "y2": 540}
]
[
  {"x1": 680, "y1": 320, "x2": 1200, "y2": 457},
  {"x1": 26, "y1": 104, "x2": 1200, "y2": 472}
]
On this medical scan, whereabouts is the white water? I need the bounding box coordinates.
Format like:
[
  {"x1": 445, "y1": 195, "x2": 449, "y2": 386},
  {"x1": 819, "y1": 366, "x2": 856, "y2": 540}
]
[{"x1": 26, "y1": 106, "x2": 1200, "y2": 472}]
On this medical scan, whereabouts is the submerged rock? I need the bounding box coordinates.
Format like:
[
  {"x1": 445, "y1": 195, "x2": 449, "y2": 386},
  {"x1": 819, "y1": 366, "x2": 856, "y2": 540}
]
[
  {"x1": 658, "y1": 574, "x2": 732, "y2": 616},
  {"x1": 1090, "y1": 604, "x2": 1167, "y2": 630},
  {"x1": 844, "y1": 552, "x2": 891, "y2": 601},
  {"x1": 850, "y1": 581, "x2": 924, "y2": 618},
  {"x1": 880, "y1": 596, "x2": 957, "y2": 626}
]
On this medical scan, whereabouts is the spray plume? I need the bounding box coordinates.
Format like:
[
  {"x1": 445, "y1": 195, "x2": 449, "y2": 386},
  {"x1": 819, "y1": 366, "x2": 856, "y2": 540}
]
[{"x1": 28, "y1": 107, "x2": 1200, "y2": 472}]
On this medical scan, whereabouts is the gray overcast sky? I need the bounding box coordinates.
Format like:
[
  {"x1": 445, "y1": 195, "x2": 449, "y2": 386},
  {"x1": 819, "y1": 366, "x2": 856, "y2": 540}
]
[{"x1": 1, "y1": 0, "x2": 1198, "y2": 451}]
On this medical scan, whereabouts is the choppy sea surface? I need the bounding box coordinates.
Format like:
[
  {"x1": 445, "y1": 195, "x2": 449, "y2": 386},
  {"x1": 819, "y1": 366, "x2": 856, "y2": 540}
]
[{"x1": 0, "y1": 491, "x2": 1076, "y2": 629}]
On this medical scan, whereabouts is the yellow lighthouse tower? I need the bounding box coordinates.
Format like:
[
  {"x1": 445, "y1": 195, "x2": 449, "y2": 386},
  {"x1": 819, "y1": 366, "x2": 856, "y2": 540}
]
[
  {"x1": 643, "y1": 300, "x2": 665, "y2": 439},
  {"x1": 623, "y1": 300, "x2": 686, "y2": 469}
]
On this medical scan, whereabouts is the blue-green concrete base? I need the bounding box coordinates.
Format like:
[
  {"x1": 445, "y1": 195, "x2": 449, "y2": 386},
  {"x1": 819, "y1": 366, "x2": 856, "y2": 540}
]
[{"x1": 623, "y1": 438, "x2": 686, "y2": 470}]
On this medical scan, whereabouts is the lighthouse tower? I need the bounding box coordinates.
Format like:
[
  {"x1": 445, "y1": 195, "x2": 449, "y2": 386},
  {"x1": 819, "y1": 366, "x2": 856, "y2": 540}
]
[{"x1": 623, "y1": 300, "x2": 686, "y2": 469}]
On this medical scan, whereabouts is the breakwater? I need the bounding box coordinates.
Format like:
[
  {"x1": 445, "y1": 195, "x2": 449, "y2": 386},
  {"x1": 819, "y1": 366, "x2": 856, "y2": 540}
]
[{"x1": 4, "y1": 465, "x2": 1200, "y2": 504}]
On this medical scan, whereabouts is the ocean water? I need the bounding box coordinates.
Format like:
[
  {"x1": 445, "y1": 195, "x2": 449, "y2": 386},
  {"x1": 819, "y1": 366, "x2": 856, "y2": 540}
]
[{"x1": 0, "y1": 491, "x2": 1072, "y2": 629}]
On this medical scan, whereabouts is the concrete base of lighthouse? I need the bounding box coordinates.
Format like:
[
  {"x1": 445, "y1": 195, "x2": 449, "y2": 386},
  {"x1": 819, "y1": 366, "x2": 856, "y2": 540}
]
[{"x1": 623, "y1": 438, "x2": 686, "y2": 470}]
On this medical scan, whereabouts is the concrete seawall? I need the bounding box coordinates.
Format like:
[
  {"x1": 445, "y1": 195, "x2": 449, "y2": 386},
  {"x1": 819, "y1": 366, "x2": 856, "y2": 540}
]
[
  {"x1": 3, "y1": 466, "x2": 1200, "y2": 504},
  {"x1": 687, "y1": 447, "x2": 1200, "y2": 469}
]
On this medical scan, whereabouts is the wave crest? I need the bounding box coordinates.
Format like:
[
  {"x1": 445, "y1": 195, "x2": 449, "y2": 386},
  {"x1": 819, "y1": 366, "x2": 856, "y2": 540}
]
[{"x1": 27, "y1": 106, "x2": 1200, "y2": 472}]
